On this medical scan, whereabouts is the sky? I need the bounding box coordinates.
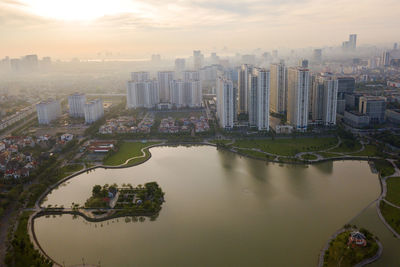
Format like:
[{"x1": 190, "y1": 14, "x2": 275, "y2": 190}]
[{"x1": 0, "y1": 0, "x2": 399, "y2": 59}]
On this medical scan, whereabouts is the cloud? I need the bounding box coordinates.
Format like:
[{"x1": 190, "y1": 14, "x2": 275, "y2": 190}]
[{"x1": 0, "y1": 0, "x2": 400, "y2": 58}]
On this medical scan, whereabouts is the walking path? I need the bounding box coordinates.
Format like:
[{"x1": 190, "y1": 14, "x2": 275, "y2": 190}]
[
  {"x1": 375, "y1": 160, "x2": 400, "y2": 239},
  {"x1": 4, "y1": 140, "x2": 398, "y2": 267},
  {"x1": 318, "y1": 158, "x2": 400, "y2": 266}
]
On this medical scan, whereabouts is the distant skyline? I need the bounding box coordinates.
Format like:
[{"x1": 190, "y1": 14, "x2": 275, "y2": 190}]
[{"x1": 1, "y1": 0, "x2": 399, "y2": 59}]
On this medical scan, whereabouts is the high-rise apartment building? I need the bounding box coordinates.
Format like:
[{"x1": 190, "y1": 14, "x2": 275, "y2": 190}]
[
  {"x1": 170, "y1": 80, "x2": 202, "y2": 108},
  {"x1": 127, "y1": 80, "x2": 159, "y2": 109},
  {"x1": 248, "y1": 68, "x2": 270, "y2": 130},
  {"x1": 175, "y1": 58, "x2": 186, "y2": 75},
  {"x1": 342, "y1": 34, "x2": 357, "y2": 50},
  {"x1": 182, "y1": 70, "x2": 200, "y2": 82},
  {"x1": 84, "y1": 99, "x2": 104, "y2": 124},
  {"x1": 336, "y1": 76, "x2": 355, "y2": 114},
  {"x1": 237, "y1": 64, "x2": 252, "y2": 114},
  {"x1": 193, "y1": 50, "x2": 204, "y2": 70},
  {"x1": 349, "y1": 34, "x2": 357, "y2": 49},
  {"x1": 312, "y1": 75, "x2": 338, "y2": 126},
  {"x1": 287, "y1": 67, "x2": 310, "y2": 131},
  {"x1": 270, "y1": 62, "x2": 287, "y2": 114},
  {"x1": 36, "y1": 99, "x2": 61, "y2": 125},
  {"x1": 68, "y1": 93, "x2": 86, "y2": 118},
  {"x1": 157, "y1": 71, "x2": 174, "y2": 103},
  {"x1": 382, "y1": 51, "x2": 391, "y2": 67},
  {"x1": 216, "y1": 76, "x2": 235, "y2": 129},
  {"x1": 131, "y1": 72, "x2": 150, "y2": 82}
]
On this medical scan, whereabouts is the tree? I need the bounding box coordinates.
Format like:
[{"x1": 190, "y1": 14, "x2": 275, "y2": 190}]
[{"x1": 92, "y1": 185, "x2": 102, "y2": 197}]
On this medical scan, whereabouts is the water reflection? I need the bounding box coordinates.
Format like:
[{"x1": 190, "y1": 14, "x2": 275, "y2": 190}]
[
  {"x1": 313, "y1": 161, "x2": 333, "y2": 175},
  {"x1": 34, "y1": 146, "x2": 385, "y2": 267}
]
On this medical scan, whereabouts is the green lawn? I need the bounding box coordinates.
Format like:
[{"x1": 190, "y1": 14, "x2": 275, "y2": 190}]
[
  {"x1": 330, "y1": 139, "x2": 362, "y2": 153},
  {"x1": 350, "y1": 145, "x2": 379, "y2": 157},
  {"x1": 233, "y1": 137, "x2": 337, "y2": 157},
  {"x1": 301, "y1": 153, "x2": 318, "y2": 160},
  {"x1": 318, "y1": 152, "x2": 342, "y2": 159},
  {"x1": 380, "y1": 201, "x2": 400, "y2": 234},
  {"x1": 374, "y1": 159, "x2": 395, "y2": 177},
  {"x1": 209, "y1": 139, "x2": 233, "y2": 145},
  {"x1": 103, "y1": 142, "x2": 161, "y2": 166},
  {"x1": 237, "y1": 148, "x2": 276, "y2": 160},
  {"x1": 386, "y1": 177, "x2": 400, "y2": 206},
  {"x1": 60, "y1": 164, "x2": 84, "y2": 174},
  {"x1": 323, "y1": 230, "x2": 379, "y2": 267}
]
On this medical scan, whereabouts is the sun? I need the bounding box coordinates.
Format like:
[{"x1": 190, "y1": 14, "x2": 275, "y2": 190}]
[{"x1": 19, "y1": 0, "x2": 136, "y2": 21}]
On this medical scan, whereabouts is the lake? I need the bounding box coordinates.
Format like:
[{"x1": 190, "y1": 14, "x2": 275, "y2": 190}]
[{"x1": 34, "y1": 146, "x2": 399, "y2": 266}]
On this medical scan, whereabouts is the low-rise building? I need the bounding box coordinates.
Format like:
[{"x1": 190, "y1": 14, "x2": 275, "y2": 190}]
[
  {"x1": 269, "y1": 116, "x2": 293, "y2": 134},
  {"x1": 61, "y1": 133, "x2": 74, "y2": 142},
  {"x1": 87, "y1": 141, "x2": 115, "y2": 153},
  {"x1": 343, "y1": 110, "x2": 370, "y2": 128},
  {"x1": 359, "y1": 96, "x2": 386, "y2": 124}
]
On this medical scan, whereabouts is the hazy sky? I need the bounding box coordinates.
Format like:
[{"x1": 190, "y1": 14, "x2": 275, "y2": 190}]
[{"x1": 1, "y1": 0, "x2": 399, "y2": 59}]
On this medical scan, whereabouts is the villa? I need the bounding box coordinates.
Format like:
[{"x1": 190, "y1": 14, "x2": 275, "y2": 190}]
[{"x1": 348, "y1": 231, "x2": 367, "y2": 247}]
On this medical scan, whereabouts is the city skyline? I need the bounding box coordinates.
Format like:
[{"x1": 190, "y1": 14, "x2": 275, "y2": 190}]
[{"x1": 1, "y1": 0, "x2": 399, "y2": 59}]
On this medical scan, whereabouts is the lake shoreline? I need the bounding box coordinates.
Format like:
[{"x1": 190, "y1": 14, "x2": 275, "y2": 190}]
[{"x1": 28, "y1": 143, "x2": 388, "y2": 267}]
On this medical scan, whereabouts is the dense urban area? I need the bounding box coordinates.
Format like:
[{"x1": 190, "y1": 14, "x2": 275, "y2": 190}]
[{"x1": 1, "y1": 35, "x2": 400, "y2": 266}]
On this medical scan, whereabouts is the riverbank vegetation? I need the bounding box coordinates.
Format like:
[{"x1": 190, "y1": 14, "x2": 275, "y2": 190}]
[
  {"x1": 323, "y1": 227, "x2": 379, "y2": 267},
  {"x1": 85, "y1": 182, "x2": 165, "y2": 214},
  {"x1": 103, "y1": 141, "x2": 161, "y2": 166},
  {"x1": 4, "y1": 212, "x2": 52, "y2": 267},
  {"x1": 301, "y1": 154, "x2": 318, "y2": 160},
  {"x1": 386, "y1": 177, "x2": 400, "y2": 206},
  {"x1": 115, "y1": 182, "x2": 165, "y2": 213},
  {"x1": 85, "y1": 184, "x2": 118, "y2": 208}
]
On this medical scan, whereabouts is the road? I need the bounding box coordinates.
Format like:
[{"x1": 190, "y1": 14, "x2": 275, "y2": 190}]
[{"x1": 0, "y1": 115, "x2": 37, "y2": 139}]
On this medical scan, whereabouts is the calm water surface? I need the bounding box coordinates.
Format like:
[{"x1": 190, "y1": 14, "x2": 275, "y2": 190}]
[{"x1": 34, "y1": 146, "x2": 398, "y2": 266}]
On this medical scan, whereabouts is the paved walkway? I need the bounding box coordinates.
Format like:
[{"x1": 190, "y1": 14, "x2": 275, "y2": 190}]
[{"x1": 376, "y1": 160, "x2": 400, "y2": 239}]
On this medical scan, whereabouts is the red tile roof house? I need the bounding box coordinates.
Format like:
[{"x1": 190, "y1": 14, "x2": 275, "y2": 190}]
[
  {"x1": 347, "y1": 231, "x2": 367, "y2": 247},
  {"x1": 88, "y1": 141, "x2": 115, "y2": 153}
]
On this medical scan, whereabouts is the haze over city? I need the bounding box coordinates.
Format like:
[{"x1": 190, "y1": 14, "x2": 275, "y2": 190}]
[
  {"x1": 1, "y1": 0, "x2": 400, "y2": 59},
  {"x1": 1, "y1": 1, "x2": 400, "y2": 267}
]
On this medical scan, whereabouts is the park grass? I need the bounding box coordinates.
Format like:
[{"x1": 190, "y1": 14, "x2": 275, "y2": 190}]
[
  {"x1": 209, "y1": 139, "x2": 233, "y2": 145},
  {"x1": 386, "y1": 177, "x2": 400, "y2": 206},
  {"x1": 323, "y1": 230, "x2": 379, "y2": 267},
  {"x1": 236, "y1": 148, "x2": 276, "y2": 160},
  {"x1": 233, "y1": 137, "x2": 337, "y2": 157},
  {"x1": 350, "y1": 145, "x2": 379, "y2": 157},
  {"x1": 59, "y1": 164, "x2": 84, "y2": 174},
  {"x1": 318, "y1": 152, "x2": 342, "y2": 159},
  {"x1": 329, "y1": 140, "x2": 362, "y2": 153},
  {"x1": 374, "y1": 159, "x2": 395, "y2": 177},
  {"x1": 301, "y1": 153, "x2": 318, "y2": 160},
  {"x1": 103, "y1": 141, "x2": 161, "y2": 166},
  {"x1": 380, "y1": 201, "x2": 400, "y2": 234}
]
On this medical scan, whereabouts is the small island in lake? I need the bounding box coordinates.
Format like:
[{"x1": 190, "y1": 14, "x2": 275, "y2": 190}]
[
  {"x1": 85, "y1": 182, "x2": 165, "y2": 214},
  {"x1": 323, "y1": 226, "x2": 381, "y2": 267}
]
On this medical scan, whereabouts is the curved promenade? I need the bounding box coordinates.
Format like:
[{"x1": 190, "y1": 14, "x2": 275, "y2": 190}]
[{"x1": 26, "y1": 141, "x2": 399, "y2": 267}]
